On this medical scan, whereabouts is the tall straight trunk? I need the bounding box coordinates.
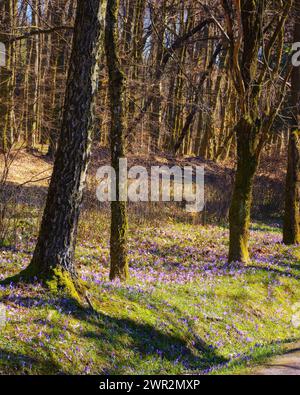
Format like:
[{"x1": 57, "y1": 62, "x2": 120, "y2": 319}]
[
  {"x1": 0, "y1": 0, "x2": 15, "y2": 151},
  {"x1": 47, "y1": 0, "x2": 68, "y2": 158},
  {"x1": 168, "y1": 5, "x2": 189, "y2": 150},
  {"x1": 39, "y1": 0, "x2": 51, "y2": 146},
  {"x1": 8, "y1": 0, "x2": 104, "y2": 290},
  {"x1": 26, "y1": 0, "x2": 40, "y2": 149},
  {"x1": 283, "y1": 0, "x2": 300, "y2": 245},
  {"x1": 123, "y1": 0, "x2": 134, "y2": 53},
  {"x1": 127, "y1": 0, "x2": 146, "y2": 150},
  {"x1": 149, "y1": 2, "x2": 166, "y2": 153},
  {"x1": 195, "y1": 112, "x2": 203, "y2": 156},
  {"x1": 0, "y1": 64, "x2": 11, "y2": 152},
  {"x1": 215, "y1": 78, "x2": 231, "y2": 160},
  {"x1": 105, "y1": 0, "x2": 128, "y2": 281},
  {"x1": 229, "y1": 119, "x2": 259, "y2": 262}
]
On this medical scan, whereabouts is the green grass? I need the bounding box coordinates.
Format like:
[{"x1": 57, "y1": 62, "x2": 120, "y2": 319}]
[{"x1": 0, "y1": 213, "x2": 300, "y2": 374}]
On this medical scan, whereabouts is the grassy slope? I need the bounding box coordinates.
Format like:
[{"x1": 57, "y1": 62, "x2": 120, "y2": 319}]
[{"x1": 0, "y1": 213, "x2": 300, "y2": 375}]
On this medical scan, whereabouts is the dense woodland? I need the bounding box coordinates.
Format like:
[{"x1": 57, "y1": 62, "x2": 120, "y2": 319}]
[{"x1": 1, "y1": 0, "x2": 300, "y2": 376}]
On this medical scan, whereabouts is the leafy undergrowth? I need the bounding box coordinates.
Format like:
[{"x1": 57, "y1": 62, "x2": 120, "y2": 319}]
[{"x1": 0, "y1": 216, "x2": 300, "y2": 375}]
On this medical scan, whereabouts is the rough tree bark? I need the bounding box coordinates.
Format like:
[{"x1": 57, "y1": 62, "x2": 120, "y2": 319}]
[
  {"x1": 105, "y1": 0, "x2": 128, "y2": 281},
  {"x1": 4, "y1": 0, "x2": 104, "y2": 294},
  {"x1": 227, "y1": 0, "x2": 264, "y2": 263},
  {"x1": 226, "y1": 0, "x2": 291, "y2": 262},
  {"x1": 283, "y1": 0, "x2": 300, "y2": 245},
  {"x1": 229, "y1": 119, "x2": 259, "y2": 262}
]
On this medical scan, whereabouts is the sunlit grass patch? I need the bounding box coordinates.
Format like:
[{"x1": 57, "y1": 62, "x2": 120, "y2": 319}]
[{"x1": 0, "y1": 219, "x2": 300, "y2": 374}]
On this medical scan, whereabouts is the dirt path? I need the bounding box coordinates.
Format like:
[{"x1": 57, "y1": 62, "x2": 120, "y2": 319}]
[{"x1": 254, "y1": 344, "x2": 300, "y2": 375}]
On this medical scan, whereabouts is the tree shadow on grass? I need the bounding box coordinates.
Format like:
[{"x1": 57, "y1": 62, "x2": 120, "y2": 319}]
[
  {"x1": 83, "y1": 314, "x2": 226, "y2": 374},
  {"x1": 246, "y1": 264, "x2": 300, "y2": 280},
  {"x1": 0, "y1": 348, "x2": 66, "y2": 375},
  {"x1": 0, "y1": 294, "x2": 228, "y2": 374}
]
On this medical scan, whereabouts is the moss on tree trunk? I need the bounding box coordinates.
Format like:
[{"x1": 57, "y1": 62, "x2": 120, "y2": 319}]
[
  {"x1": 1, "y1": 0, "x2": 104, "y2": 297},
  {"x1": 105, "y1": 0, "x2": 129, "y2": 281},
  {"x1": 283, "y1": 130, "x2": 300, "y2": 245},
  {"x1": 110, "y1": 201, "x2": 128, "y2": 281},
  {"x1": 283, "y1": 0, "x2": 300, "y2": 245},
  {"x1": 229, "y1": 119, "x2": 259, "y2": 263}
]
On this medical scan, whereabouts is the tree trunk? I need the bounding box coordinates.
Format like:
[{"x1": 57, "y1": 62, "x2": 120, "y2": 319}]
[
  {"x1": 283, "y1": 0, "x2": 300, "y2": 245},
  {"x1": 283, "y1": 131, "x2": 300, "y2": 244},
  {"x1": 105, "y1": 0, "x2": 129, "y2": 281},
  {"x1": 26, "y1": 0, "x2": 40, "y2": 149},
  {"x1": 149, "y1": 2, "x2": 166, "y2": 153},
  {"x1": 6, "y1": 0, "x2": 104, "y2": 293},
  {"x1": 229, "y1": 119, "x2": 259, "y2": 262},
  {"x1": 47, "y1": 0, "x2": 67, "y2": 158},
  {"x1": 127, "y1": 0, "x2": 146, "y2": 149},
  {"x1": 0, "y1": 0, "x2": 15, "y2": 151}
]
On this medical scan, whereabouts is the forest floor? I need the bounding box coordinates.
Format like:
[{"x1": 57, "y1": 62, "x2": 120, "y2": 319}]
[
  {"x1": 0, "y1": 217, "x2": 300, "y2": 374},
  {"x1": 0, "y1": 150, "x2": 299, "y2": 375}
]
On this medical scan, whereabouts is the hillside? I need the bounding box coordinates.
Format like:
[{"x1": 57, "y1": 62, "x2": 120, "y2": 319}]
[{"x1": 0, "y1": 149, "x2": 298, "y2": 375}]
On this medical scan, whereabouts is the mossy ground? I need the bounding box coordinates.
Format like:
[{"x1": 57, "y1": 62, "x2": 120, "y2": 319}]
[{"x1": 0, "y1": 210, "x2": 300, "y2": 374}]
